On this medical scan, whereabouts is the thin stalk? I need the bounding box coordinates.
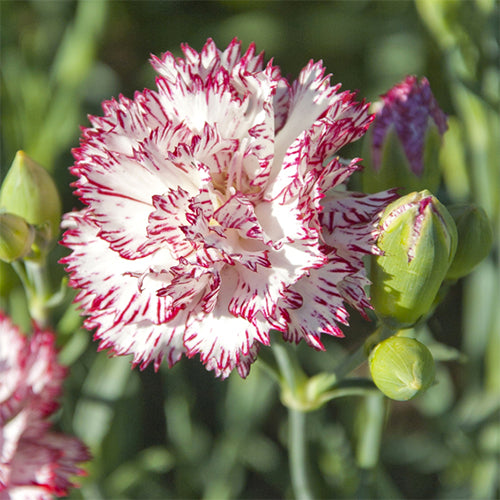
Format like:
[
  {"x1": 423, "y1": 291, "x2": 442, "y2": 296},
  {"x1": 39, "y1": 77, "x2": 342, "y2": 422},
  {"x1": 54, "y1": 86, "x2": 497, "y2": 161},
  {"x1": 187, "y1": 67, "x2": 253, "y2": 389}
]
[
  {"x1": 273, "y1": 344, "x2": 301, "y2": 389},
  {"x1": 26, "y1": 260, "x2": 52, "y2": 327},
  {"x1": 356, "y1": 392, "x2": 386, "y2": 469},
  {"x1": 12, "y1": 259, "x2": 52, "y2": 327},
  {"x1": 11, "y1": 261, "x2": 32, "y2": 294},
  {"x1": 289, "y1": 408, "x2": 314, "y2": 500},
  {"x1": 273, "y1": 344, "x2": 314, "y2": 500},
  {"x1": 355, "y1": 393, "x2": 386, "y2": 497}
]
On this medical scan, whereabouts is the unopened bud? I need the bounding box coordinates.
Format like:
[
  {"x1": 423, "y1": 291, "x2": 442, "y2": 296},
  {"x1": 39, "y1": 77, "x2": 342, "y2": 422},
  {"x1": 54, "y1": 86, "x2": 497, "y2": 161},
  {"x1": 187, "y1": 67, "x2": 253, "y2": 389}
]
[
  {"x1": 362, "y1": 76, "x2": 447, "y2": 194},
  {"x1": 0, "y1": 213, "x2": 35, "y2": 262},
  {"x1": 445, "y1": 203, "x2": 493, "y2": 280},
  {"x1": 0, "y1": 151, "x2": 62, "y2": 244},
  {"x1": 369, "y1": 336, "x2": 435, "y2": 401},
  {"x1": 370, "y1": 190, "x2": 457, "y2": 327}
]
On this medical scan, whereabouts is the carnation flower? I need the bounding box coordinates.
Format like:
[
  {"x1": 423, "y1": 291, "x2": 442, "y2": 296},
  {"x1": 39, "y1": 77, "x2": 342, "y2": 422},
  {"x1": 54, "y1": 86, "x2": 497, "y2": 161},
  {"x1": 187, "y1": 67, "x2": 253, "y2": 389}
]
[
  {"x1": 0, "y1": 312, "x2": 90, "y2": 498},
  {"x1": 61, "y1": 38, "x2": 396, "y2": 378}
]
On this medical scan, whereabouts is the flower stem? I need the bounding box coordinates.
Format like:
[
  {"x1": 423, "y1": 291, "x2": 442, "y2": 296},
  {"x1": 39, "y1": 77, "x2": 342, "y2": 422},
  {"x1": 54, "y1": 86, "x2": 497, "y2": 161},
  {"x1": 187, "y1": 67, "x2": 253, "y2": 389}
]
[
  {"x1": 11, "y1": 259, "x2": 52, "y2": 327},
  {"x1": 355, "y1": 392, "x2": 386, "y2": 497},
  {"x1": 289, "y1": 408, "x2": 314, "y2": 500},
  {"x1": 273, "y1": 344, "x2": 314, "y2": 500},
  {"x1": 273, "y1": 343, "x2": 301, "y2": 390},
  {"x1": 356, "y1": 392, "x2": 386, "y2": 469}
]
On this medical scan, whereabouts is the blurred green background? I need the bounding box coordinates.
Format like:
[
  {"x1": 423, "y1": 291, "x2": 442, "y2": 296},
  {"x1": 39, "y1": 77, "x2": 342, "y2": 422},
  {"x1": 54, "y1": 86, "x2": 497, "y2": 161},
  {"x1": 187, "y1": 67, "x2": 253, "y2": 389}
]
[{"x1": 1, "y1": 1, "x2": 498, "y2": 499}]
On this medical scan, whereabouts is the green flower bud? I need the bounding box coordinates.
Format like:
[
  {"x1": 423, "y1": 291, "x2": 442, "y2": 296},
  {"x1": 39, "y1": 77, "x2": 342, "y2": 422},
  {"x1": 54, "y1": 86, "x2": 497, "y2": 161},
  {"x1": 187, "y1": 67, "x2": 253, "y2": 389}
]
[
  {"x1": 369, "y1": 336, "x2": 436, "y2": 401},
  {"x1": 362, "y1": 76, "x2": 447, "y2": 195},
  {"x1": 445, "y1": 203, "x2": 493, "y2": 280},
  {"x1": 0, "y1": 151, "x2": 62, "y2": 243},
  {"x1": 370, "y1": 190, "x2": 457, "y2": 327},
  {"x1": 0, "y1": 213, "x2": 35, "y2": 263}
]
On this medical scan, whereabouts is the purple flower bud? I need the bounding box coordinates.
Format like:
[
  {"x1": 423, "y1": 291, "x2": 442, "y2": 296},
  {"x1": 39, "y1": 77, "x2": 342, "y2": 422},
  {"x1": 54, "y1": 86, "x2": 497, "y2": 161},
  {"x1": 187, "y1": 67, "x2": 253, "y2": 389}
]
[{"x1": 371, "y1": 76, "x2": 448, "y2": 176}]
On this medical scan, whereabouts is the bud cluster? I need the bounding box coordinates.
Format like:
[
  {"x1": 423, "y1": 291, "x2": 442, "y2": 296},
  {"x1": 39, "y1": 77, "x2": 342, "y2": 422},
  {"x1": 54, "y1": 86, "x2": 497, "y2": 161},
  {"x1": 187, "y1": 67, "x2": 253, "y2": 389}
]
[
  {"x1": 0, "y1": 151, "x2": 62, "y2": 262},
  {"x1": 363, "y1": 76, "x2": 493, "y2": 403}
]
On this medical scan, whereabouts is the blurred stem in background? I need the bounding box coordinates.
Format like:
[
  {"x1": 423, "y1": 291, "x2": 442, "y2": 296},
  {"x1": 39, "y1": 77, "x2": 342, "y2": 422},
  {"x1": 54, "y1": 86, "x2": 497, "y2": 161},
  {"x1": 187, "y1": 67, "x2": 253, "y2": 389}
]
[
  {"x1": 272, "y1": 338, "x2": 389, "y2": 499},
  {"x1": 417, "y1": 1, "x2": 500, "y2": 498},
  {"x1": 416, "y1": 0, "x2": 499, "y2": 220},
  {"x1": 273, "y1": 344, "x2": 314, "y2": 500},
  {"x1": 1, "y1": 0, "x2": 108, "y2": 170},
  {"x1": 355, "y1": 393, "x2": 386, "y2": 496}
]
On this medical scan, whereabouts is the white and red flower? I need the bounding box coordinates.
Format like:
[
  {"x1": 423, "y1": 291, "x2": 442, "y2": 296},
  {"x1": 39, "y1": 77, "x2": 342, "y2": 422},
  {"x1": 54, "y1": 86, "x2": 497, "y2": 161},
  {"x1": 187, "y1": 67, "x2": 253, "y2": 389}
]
[
  {"x1": 0, "y1": 312, "x2": 90, "y2": 499},
  {"x1": 61, "y1": 38, "x2": 396, "y2": 378}
]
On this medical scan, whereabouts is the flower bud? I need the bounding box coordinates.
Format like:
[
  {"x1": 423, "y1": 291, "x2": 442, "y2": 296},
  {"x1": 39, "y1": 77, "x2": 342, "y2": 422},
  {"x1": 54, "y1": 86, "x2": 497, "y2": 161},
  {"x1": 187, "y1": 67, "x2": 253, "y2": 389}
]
[
  {"x1": 0, "y1": 213, "x2": 35, "y2": 262},
  {"x1": 370, "y1": 190, "x2": 457, "y2": 327},
  {"x1": 445, "y1": 203, "x2": 493, "y2": 280},
  {"x1": 0, "y1": 151, "x2": 62, "y2": 243},
  {"x1": 369, "y1": 336, "x2": 435, "y2": 401},
  {"x1": 362, "y1": 76, "x2": 448, "y2": 195}
]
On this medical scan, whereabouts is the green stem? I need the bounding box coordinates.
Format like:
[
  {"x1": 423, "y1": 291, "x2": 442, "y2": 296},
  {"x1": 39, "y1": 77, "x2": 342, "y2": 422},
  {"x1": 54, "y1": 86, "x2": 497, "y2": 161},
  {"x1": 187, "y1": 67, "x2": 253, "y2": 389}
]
[
  {"x1": 12, "y1": 259, "x2": 52, "y2": 327},
  {"x1": 355, "y1": 393, "x2": 386, "y2": 497},
  {"x1": 273, "y1": 344, "x2": 302, "y2": 390},
  {"x1": 11, "y1": 260, "x2": 32, "y2": 294},
  {"x1": 25, "y1": 260, "x2": 51, "y2": 327},
  {"x1": 356, "y1": 392, "x2": 386, "y2": 469},
  {"x1": 321, "y1": 378, "x2": 379, "y2": 402},
  {"x1": 289, "y1": 408, "x2": 314, "y2": 500},
  {"x1": 273, "y1": 344, "x2": 314, "y2": 500}
]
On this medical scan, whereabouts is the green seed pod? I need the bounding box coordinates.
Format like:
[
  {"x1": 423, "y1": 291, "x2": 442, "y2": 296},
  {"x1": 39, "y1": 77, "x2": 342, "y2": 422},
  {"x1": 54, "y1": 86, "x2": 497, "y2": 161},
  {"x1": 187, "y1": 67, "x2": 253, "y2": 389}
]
[
  {"x1": 369, "y1": 336, "x2": 436, "y2": 401},
  {"x1": 370, "y1": 190, "x2": 457, "y2": 328},
  {"x1": 0, "y1": 213, "x2": 35, "y2": 263},
  {"x1": 445, "y1": 203, "x2": 493, "y2": 280},
  {"x1": 0, "y1": 151, "x2": 62, "y2": 243}
]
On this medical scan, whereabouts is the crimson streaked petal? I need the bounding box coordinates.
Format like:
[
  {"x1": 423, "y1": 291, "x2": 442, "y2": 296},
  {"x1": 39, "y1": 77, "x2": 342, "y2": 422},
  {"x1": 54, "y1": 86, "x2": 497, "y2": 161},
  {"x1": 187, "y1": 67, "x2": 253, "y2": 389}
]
[
  {"x1": 140, "y1": 188, "x2": 194, "y2": 258},
  {"x1": 61, "y1": 211, "x2": 177, "y2": 325},
  {"x1": 214, "y1": 192, "x2": 266, "y2": 240},
  {"x1": 91, "y1": 309, "x2": 188, "y2": 371},
  {"x1": 321, "y1": 189, "x2": 399, "y2": 259},
  {"x1": 184, "y1": 269, "x2": 269, "y2": 378},
  {"x1": 0, "y1": 314, "x2": 66, "y2": 424},
  {"x1": 280, "y1": 255, "x2": 358, "y2": 348},
  {"x1": 273, "y1": 60, "x2": 342, "y2": 165},
  {"x1": 265, "y1": 76, "x2": 372, "y2": 203}
]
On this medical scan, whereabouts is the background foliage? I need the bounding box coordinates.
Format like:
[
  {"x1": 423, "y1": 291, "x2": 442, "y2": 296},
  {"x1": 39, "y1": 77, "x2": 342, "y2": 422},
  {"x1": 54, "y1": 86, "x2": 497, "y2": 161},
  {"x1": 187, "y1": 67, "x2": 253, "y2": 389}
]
[{"x1": 1, "y1": 1, "x2": 498, "y2": 498}]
